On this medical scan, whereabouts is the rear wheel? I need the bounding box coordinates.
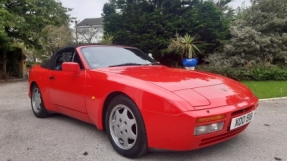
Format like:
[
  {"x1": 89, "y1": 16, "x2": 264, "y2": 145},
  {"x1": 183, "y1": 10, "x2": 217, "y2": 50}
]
[
  {"x1": 31, "y1": 84, "x2": 50, "y2": 118},
  {"x1": 105, "y1": 95, "x2": 148, "y2": 158}
]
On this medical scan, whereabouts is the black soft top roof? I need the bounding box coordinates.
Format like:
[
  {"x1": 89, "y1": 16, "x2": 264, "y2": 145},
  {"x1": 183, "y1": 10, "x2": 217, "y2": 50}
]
[
  {"x1": 40, "y1": 43, "x2": 137, "y2": 69},
  {"x1": 40, "y1": 45, "x2": 77, "y2": 69}
]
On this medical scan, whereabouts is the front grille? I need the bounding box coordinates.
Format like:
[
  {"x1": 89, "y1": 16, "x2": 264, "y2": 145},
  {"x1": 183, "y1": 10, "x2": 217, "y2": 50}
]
[
  {"x1": 199, "y1": 125, "x2": 248, "y2": 146},
  {"x1": 231, "y1": 106, "x2": 253, "y2": 116}
]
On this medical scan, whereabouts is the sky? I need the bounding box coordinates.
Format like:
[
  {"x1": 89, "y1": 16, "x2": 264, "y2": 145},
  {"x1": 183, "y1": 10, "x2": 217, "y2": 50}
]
[{"x1": 59, "y1": 0, "x2": 252, "y2": 25}]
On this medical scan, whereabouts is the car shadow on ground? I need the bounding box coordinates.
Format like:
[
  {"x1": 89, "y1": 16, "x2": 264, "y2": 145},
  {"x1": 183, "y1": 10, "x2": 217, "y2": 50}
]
[{"x1": 138, "y1": 136, "x2": 243, "y2": 160}]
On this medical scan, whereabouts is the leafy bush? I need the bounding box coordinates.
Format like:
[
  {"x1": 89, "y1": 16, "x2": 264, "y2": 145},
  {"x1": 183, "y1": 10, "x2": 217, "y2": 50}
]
[{"x1": 197, "y1": 64, "x2": 287, "y2": 81}]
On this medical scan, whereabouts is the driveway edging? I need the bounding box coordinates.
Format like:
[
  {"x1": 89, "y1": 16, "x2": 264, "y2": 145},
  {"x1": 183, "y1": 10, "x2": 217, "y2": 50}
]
[{"x1": 259, "y1": 97, "x2": 287, "y2": 102}]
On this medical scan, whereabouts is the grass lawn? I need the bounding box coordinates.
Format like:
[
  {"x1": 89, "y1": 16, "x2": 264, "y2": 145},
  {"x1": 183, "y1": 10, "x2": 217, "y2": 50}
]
[{"x1": 241, "y1": 81, "x2": 287, "y2": 99}]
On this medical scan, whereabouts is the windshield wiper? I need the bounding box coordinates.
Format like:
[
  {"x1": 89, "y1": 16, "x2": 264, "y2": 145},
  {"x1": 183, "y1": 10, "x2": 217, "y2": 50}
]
[
  {"x1": 142, "y1": 62, "x2": 161, "y2": 66},
  {"x1": 109, "y1": 63, "x2": 144, "y2": 67},
  {"x1": 150, "y1": 62, "x2": 161, "y2": 65}
]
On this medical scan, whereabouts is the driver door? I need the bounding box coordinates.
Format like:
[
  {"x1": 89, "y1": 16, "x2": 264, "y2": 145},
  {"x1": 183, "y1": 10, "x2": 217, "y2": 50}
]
[{"x1": 48, "y1": 49, "x2": 87, "y2": 113}]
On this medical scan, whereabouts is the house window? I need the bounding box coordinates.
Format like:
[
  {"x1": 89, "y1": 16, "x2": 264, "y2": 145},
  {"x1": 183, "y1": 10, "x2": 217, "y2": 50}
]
[{"x1": 97, "y1": 27, "x2": 104, "y2": 33}]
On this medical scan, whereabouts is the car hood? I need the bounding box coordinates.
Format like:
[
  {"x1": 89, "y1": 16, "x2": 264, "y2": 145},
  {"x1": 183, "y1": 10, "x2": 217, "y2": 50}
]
[
  {"x1": 99, "y1": 66, "x2": 257, "y2": 109},
  {"x1": 102, "y1": 66, "x2": 225, "y2": 91}
]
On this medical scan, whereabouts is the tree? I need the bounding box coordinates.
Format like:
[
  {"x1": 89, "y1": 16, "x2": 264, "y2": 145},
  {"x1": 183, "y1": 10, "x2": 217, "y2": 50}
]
[
  {"x1": 222, "y1": 0, "x2": 287, "y2": 66},
  {"x1": 102, "y1": 0, "x2": 232, "y2": 65},
  {"x1": 40, "y1": 25, "x2": 74, "y2": 58},
  {"x1": 3, "y1": 0, "x2": 71, "y2": 47},
  {"x1": 0, "y1": 0, "x2": 71, "y2": 79},
  {"x1": 77, "y1": 27, "x2": 99, "y2": 43},
  {"x1": 214, "y1": 0, "x2": 232, "y2": 11},
  {"x1": 0, "y1": 3, "x2": 21, "y2": 79},
  {"x1": 102, "y1": 0, "x2": 201, "y2": 55},
  {"x1": 180, "y1": 1, "x2": 231, "y2": 57}
]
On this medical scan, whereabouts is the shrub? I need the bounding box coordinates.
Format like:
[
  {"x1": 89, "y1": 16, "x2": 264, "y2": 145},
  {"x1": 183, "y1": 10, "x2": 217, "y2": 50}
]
[{"x1": 197, "y1": 64, "x2": 287, "y2": 81}]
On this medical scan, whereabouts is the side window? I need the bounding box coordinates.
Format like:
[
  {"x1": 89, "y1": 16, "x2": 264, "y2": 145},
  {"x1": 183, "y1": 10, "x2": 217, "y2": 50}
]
[
  {"x1": 53, "y1": 50, "x2": 84, "y2": 70},
  {"x1": 54, "y1": 51, "x2": 74, "y2": 70}
]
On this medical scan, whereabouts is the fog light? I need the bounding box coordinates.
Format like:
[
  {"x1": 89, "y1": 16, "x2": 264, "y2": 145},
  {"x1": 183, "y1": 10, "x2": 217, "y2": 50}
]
[{"x1": 194, "y1": 122, "x2": 224, "y2": 135}]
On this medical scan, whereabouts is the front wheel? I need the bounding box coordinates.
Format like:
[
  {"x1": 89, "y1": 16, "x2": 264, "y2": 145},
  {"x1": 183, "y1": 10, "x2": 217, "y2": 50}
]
[
  {"x1": 31, "y1": 84, "x2": 50, "y2": 118},
  {"x1": 105, "y1": 95, "x2": 148, "y2": 158}
]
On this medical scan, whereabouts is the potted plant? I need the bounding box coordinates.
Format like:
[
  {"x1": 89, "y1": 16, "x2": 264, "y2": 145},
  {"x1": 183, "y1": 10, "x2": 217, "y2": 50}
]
[
  {"x1": 180, "y1": 34, "x2": 201, "y2": 70},
  {"x1": 168, "y1": 33, "x2": 201, "y2": 70}
]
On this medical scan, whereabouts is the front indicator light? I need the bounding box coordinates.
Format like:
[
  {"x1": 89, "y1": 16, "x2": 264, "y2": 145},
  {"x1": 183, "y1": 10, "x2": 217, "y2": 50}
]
[
  {"x1": 194, "y1": 122, "x2": 224, "y2": 135},
  {"x1": 196, "y1": 114, "x2": 226, "y2": 123}
]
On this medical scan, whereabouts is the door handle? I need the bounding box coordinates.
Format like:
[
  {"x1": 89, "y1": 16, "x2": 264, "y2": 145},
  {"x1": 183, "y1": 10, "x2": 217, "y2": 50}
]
[{"x1": 49, "y1": 76, "x2": 55, "y2": 80}]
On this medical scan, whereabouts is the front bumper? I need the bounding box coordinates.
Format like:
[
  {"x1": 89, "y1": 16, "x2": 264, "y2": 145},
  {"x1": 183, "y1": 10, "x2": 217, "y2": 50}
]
[{"x1": 143, "y1": 102, "x2": 258, "y2": 151}]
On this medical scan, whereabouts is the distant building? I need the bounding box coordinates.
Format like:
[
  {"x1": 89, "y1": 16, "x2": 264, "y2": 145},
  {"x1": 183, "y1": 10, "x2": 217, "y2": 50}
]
[{"x1": 75, "y1": 17, "x2": 104, "y2": 43}]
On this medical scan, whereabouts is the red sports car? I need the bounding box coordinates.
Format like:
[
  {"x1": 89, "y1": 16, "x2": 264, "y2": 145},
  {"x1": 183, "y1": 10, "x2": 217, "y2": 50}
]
[{"x1": 28, "y1": 44, "x2": 259, "y2": 158}]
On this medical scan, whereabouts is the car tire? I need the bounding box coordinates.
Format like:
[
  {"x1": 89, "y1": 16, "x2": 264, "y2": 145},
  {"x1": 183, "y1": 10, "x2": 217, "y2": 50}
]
[
  {"x1": 105, "y1": 95, "x2": 148, "y2": 158},
  {"x1": 31, "y1": 84, "x2": 50, "y2": 118}
]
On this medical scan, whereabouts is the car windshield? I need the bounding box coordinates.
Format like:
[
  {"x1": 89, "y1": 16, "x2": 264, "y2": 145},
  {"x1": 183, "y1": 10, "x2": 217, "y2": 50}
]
[{"x1": 81, "y1": 46, "x2": 158, "y2": 69}]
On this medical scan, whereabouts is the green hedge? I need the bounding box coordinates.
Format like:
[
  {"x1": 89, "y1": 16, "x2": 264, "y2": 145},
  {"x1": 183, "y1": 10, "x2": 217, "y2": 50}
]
[{"x1": 197, "y1": 65, "x2": 287, "y2": 81}]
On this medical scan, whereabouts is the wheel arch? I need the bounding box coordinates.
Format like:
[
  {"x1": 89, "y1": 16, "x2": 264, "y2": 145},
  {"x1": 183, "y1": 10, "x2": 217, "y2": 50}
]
[
  {"x1": 29, "y1": 81, "x2": 38, "y2": 97},
  {"x1": 102, "y1": 91, "x2": 149, "y2": 158},
  {"x1": 102, "y1": 91, "x2": 137, "y2": 132}
]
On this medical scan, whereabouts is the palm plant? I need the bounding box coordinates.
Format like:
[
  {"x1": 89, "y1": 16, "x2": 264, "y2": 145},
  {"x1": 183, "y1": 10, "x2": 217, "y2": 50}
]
[
  {"x1": 168, "y1": 33, "x2": 201, "y2": 59},
  {"x1": 181, "y1": 34, "x2": 201, "y2": 58},
  {"x1": 101, "y1": 32, "x2": 115, "y2": 45}
]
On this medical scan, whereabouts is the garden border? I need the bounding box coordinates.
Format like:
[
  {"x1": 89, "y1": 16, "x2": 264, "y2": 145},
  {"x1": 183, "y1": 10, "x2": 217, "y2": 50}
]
[{"x1": 259, "y1": 97, "x2": 287, "y2": 102}]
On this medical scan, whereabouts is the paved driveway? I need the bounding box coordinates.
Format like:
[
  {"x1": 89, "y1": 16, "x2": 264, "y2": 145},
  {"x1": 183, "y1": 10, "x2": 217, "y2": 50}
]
[{"x1": 0, "y1": 81, "x2": 286, "y2": 161}]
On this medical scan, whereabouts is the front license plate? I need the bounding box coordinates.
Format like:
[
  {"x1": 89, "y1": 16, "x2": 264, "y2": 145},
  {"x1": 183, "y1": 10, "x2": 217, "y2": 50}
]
[{"x1": 230, "y1": 111, "x2": 255, "y2": 130}]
